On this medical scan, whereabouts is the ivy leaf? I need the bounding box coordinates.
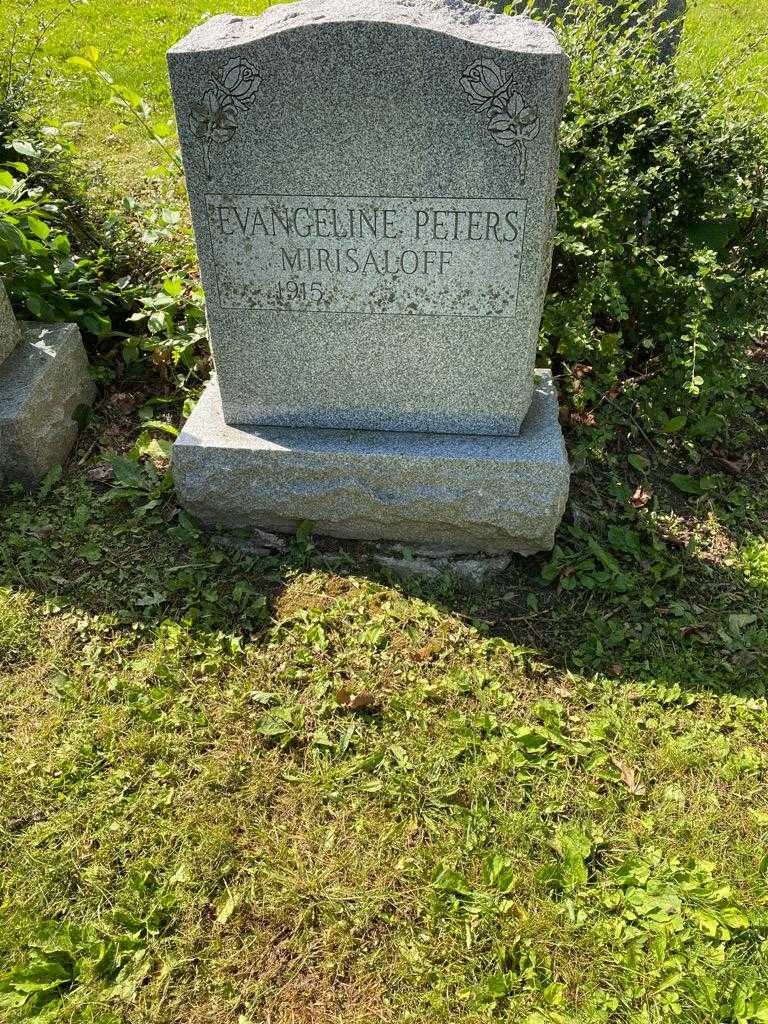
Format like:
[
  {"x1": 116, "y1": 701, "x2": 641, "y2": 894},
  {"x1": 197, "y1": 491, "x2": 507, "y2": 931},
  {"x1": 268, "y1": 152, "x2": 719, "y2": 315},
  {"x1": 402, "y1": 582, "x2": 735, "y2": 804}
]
[
  {"x1": 66, "y1": 55, "x2": 95, "y2": 71},
  {"x1": 670, "y1": 473, "x2": 704, "y2": 495},
  {"x1": 50, "y1": 233, "x2": 71, "y2": 255},
  {"x1": 661, "y1": 415, "x2": 687, "y2": 434},
  {"x1": 26, "y1": 216, "x2": 50, "y2": 240},
  {"x1": 11, "y1": 140, "x2": 37, "y2": 157},
  {"x1": 432, "y1": 866, "x2": 474, "y2": 896},
  {"x1": 628, "y1": 452, "x2": 650, "y2": 474}
]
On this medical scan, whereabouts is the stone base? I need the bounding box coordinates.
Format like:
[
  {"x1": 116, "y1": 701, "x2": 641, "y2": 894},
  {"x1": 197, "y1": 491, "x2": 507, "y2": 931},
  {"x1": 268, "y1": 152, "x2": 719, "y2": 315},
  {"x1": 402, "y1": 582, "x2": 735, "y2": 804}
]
[
  {"x1": 172, "y1": 369, "x2": 570, "y2": 555},
  {"x1": 0, "y1": 322, "x2": 96, "y2": 487}
]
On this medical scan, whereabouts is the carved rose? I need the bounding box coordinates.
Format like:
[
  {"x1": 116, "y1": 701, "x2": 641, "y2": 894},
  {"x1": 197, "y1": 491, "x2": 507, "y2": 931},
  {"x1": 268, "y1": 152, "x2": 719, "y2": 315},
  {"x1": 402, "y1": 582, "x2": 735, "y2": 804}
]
[
  {"x1": 189, "y1": 89, "x2": 237, "y2": 146},
  {"x1": 210, "y1": 57, "x2": 261, "y2": 110},
  {"x1": 460, "y1": 59, "x2": 508, "y2": 111},
  {"x1": 189, "y1": 57, "x2": 263, "y2": 176},
  {"x1": 488, "y1": 92, "x2": 540, "y2": 147},
  {"x1": 461, "y1": 61, "x2": 541, "y2": 183}
]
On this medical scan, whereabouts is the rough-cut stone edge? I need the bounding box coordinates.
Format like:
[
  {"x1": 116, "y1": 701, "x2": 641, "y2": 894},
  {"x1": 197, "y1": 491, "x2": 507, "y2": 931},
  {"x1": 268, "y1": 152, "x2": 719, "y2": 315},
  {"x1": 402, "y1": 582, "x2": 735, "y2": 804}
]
[
  {"x1": 0, "y1": 280, "x2": 21, "y2": 367},
  {"x1": 172, "y1": 369, "x2": 570, "y2": 555},
  {"x1": 168, "y1": 0, "x2": 564, "y2": 58},
  {"x1": 0, "y1": 322, "x2": 96, "y2": 488}
]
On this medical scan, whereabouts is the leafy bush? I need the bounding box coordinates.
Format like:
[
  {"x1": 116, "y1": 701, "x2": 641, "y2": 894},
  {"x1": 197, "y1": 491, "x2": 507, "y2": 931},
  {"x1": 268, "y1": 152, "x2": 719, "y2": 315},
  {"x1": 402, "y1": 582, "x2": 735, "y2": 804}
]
[
  {"x1": 538, "y1": 0, "x2": 768, "y2": 428},
  {"x1": 0, "y1": 114, "x2": 128, "y2": 336},
  {"x1": 1, "y1": 0, "x2": 208, "y2": 390},
  {"x1": 0, "y1": 95, "x2": 208, "y2": 387}
]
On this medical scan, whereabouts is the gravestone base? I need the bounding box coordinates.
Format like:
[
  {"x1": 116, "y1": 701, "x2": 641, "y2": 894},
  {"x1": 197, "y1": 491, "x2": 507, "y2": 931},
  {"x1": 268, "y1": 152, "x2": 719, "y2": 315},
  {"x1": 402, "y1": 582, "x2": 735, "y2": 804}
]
[
  {"x1": 0, "y1": 322, "x2": 96, "y2": 487},
  {"x1": 173, "y1": 369, "x2": 569, "y2": 556}
]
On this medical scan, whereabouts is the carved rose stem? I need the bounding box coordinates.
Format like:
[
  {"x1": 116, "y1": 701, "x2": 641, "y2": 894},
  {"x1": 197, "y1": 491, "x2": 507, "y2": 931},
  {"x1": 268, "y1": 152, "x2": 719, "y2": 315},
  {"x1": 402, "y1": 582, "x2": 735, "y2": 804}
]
[
  {"x1": 460, "y1": 59, "x2": 541, "y2": 186},
  {"x1": 189, "y1": 56, "x2": 263, "y2": 178}
]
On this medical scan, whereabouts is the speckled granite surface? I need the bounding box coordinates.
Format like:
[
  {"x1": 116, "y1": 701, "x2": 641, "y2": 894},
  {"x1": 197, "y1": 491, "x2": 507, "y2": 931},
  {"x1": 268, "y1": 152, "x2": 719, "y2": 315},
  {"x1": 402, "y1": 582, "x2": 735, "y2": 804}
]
[
  {"x1": 0, "y1": 322, "x2": 96, "y2": 487},
  {"x1": 0, "y1": 280, "x2": 21, "y2": 367},
  {"x1": 168, "y1": 0, "x2": 568, "y2": 434},
  {"x1": 172, "y1": 369, "x2": 570, "y2": 554}
]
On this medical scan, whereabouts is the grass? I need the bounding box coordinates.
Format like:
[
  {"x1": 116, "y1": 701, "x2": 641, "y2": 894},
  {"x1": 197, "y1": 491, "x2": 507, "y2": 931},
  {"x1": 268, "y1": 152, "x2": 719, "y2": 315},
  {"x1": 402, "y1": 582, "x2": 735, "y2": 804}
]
[
  {"x1": 680, "y1": 0, "x2": 768, "y2": 103},
  {"x1": 0, "y1": 354, "x2": 767, "y2": 1022}
]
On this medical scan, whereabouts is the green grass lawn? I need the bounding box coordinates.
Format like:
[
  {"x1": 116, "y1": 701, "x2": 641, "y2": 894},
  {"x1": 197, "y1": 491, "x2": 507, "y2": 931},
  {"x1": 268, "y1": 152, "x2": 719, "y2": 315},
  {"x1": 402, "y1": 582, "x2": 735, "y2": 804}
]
[
  {"x1": 681, "y1": 0, "x2": 768, "y2": 99},
  {"x1": 1, "y1": 1, "x2": 768, "y2": 1022},
  {"x1": 1, "y1": 372, "x2": 767, "y2": 1023}
]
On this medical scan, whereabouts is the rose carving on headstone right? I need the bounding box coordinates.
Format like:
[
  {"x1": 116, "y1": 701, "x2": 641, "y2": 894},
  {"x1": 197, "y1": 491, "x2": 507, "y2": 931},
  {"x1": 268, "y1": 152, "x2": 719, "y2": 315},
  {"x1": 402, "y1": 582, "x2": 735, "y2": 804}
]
[
  {"x1": 461, "y1": 59, "x2": 540, "y2": 185},
  {"x1": 488, "y1": 91, "x2": 540, "y2": 183},
  {"x1": 459, "y1": 58, "x2": 509, "y2": 110},
  {"x1": 189, "y1": 56, "x2": 262, "y2": 176}
]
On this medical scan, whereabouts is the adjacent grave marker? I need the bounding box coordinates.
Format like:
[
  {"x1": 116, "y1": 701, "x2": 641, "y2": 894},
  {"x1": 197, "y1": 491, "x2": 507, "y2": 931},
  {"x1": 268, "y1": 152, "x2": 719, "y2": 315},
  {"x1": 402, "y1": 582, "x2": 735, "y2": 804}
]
[
  {"x1": 0, "y1": 281, "x2": 21, "y2": 365},
  {"x1": 489, "y1": 0, "x2": 686, "y2": 59},
  {"x1": 169, "y1": 0, "x2": 571, "y2": 555},
  {"x1": 0, "y1": 279, "x2": 96, "y2": 487}
]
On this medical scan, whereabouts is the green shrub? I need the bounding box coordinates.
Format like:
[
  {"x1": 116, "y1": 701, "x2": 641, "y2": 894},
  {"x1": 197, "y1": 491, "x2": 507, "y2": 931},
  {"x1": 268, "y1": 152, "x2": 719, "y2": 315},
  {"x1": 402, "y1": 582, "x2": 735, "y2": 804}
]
[
  {"x1": 0, "y1": 96, "x2": 207, "y2": 386},
  {"x1": 0, "y1": 0, "x2": 140, "y2": 338},
  {"x1": 0, "y1": 0, "x2": 207, "y2": 388},
  {"x1": 0, "y1": 110, "x2": 127, "y2": 336},
  {"x1": 540, "y1": 0, "x2": 768, "y2": 427}
]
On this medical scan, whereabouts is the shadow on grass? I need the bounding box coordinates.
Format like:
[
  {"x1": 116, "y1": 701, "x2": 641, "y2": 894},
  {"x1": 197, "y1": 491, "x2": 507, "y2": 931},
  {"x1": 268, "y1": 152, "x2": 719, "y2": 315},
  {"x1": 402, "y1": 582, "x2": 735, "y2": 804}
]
[{"x1": 1, "y1": 441, "x2": 765, "y2": 702}]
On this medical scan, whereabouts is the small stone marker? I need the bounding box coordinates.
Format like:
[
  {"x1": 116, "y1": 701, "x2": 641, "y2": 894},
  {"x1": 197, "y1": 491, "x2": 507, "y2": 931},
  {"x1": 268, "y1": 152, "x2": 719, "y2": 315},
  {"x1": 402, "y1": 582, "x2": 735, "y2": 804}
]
[
  {"x1": 0, "y1": 280, "x2": 22, "y2": 366},
  {"x1": 0, "y1": 279, "x2": 96, "y2": 487},
  {"x1": 169, "y1": 0, "x2": 571, "y2": 556}
]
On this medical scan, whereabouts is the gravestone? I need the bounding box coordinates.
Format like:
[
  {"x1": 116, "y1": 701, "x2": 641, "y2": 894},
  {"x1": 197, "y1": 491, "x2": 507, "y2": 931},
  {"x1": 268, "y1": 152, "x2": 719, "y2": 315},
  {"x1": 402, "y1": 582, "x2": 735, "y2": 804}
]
[
  {"x1": 496, "y1": 0, "x2": 686, "y2": 59},
  {"x1": 0, "y1": 279, "x2": 96, "y2": 487},
  {"x1": 0, "y1": 283, "x2": 22, "y2": 365},
  {"x1": 169, "y1": 0, "x2": 570, "y2": 555}
]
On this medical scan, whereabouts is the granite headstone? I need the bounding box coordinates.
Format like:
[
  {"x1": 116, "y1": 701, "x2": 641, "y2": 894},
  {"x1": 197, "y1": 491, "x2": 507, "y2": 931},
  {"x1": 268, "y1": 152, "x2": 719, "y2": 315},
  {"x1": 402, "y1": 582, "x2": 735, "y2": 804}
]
[
  {"x1": 168, "y1": 0, "x2": 571, "y2": 555},
  {"x1": 168, "y1": 0, "x2": 568, "y2": 435}
]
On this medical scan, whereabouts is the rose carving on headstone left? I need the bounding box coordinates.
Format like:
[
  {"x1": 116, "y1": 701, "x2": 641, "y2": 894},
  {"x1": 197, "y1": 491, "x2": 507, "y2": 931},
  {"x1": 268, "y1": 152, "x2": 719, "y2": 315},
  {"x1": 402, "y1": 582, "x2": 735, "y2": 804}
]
[
  {"x1": 189, "y1": 56, "x2": 262, "y2": 176},
  {"x1": 460, "y1": 59, "x2": 540, "y2": 184}
]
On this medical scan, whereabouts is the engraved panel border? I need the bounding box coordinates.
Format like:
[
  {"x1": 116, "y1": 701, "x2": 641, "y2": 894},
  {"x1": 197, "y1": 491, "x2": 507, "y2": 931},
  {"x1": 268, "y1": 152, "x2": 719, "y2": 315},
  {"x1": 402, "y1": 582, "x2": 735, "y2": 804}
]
[{"x1": 203, "y1": 192, "x2": 529, "y2": 320}]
